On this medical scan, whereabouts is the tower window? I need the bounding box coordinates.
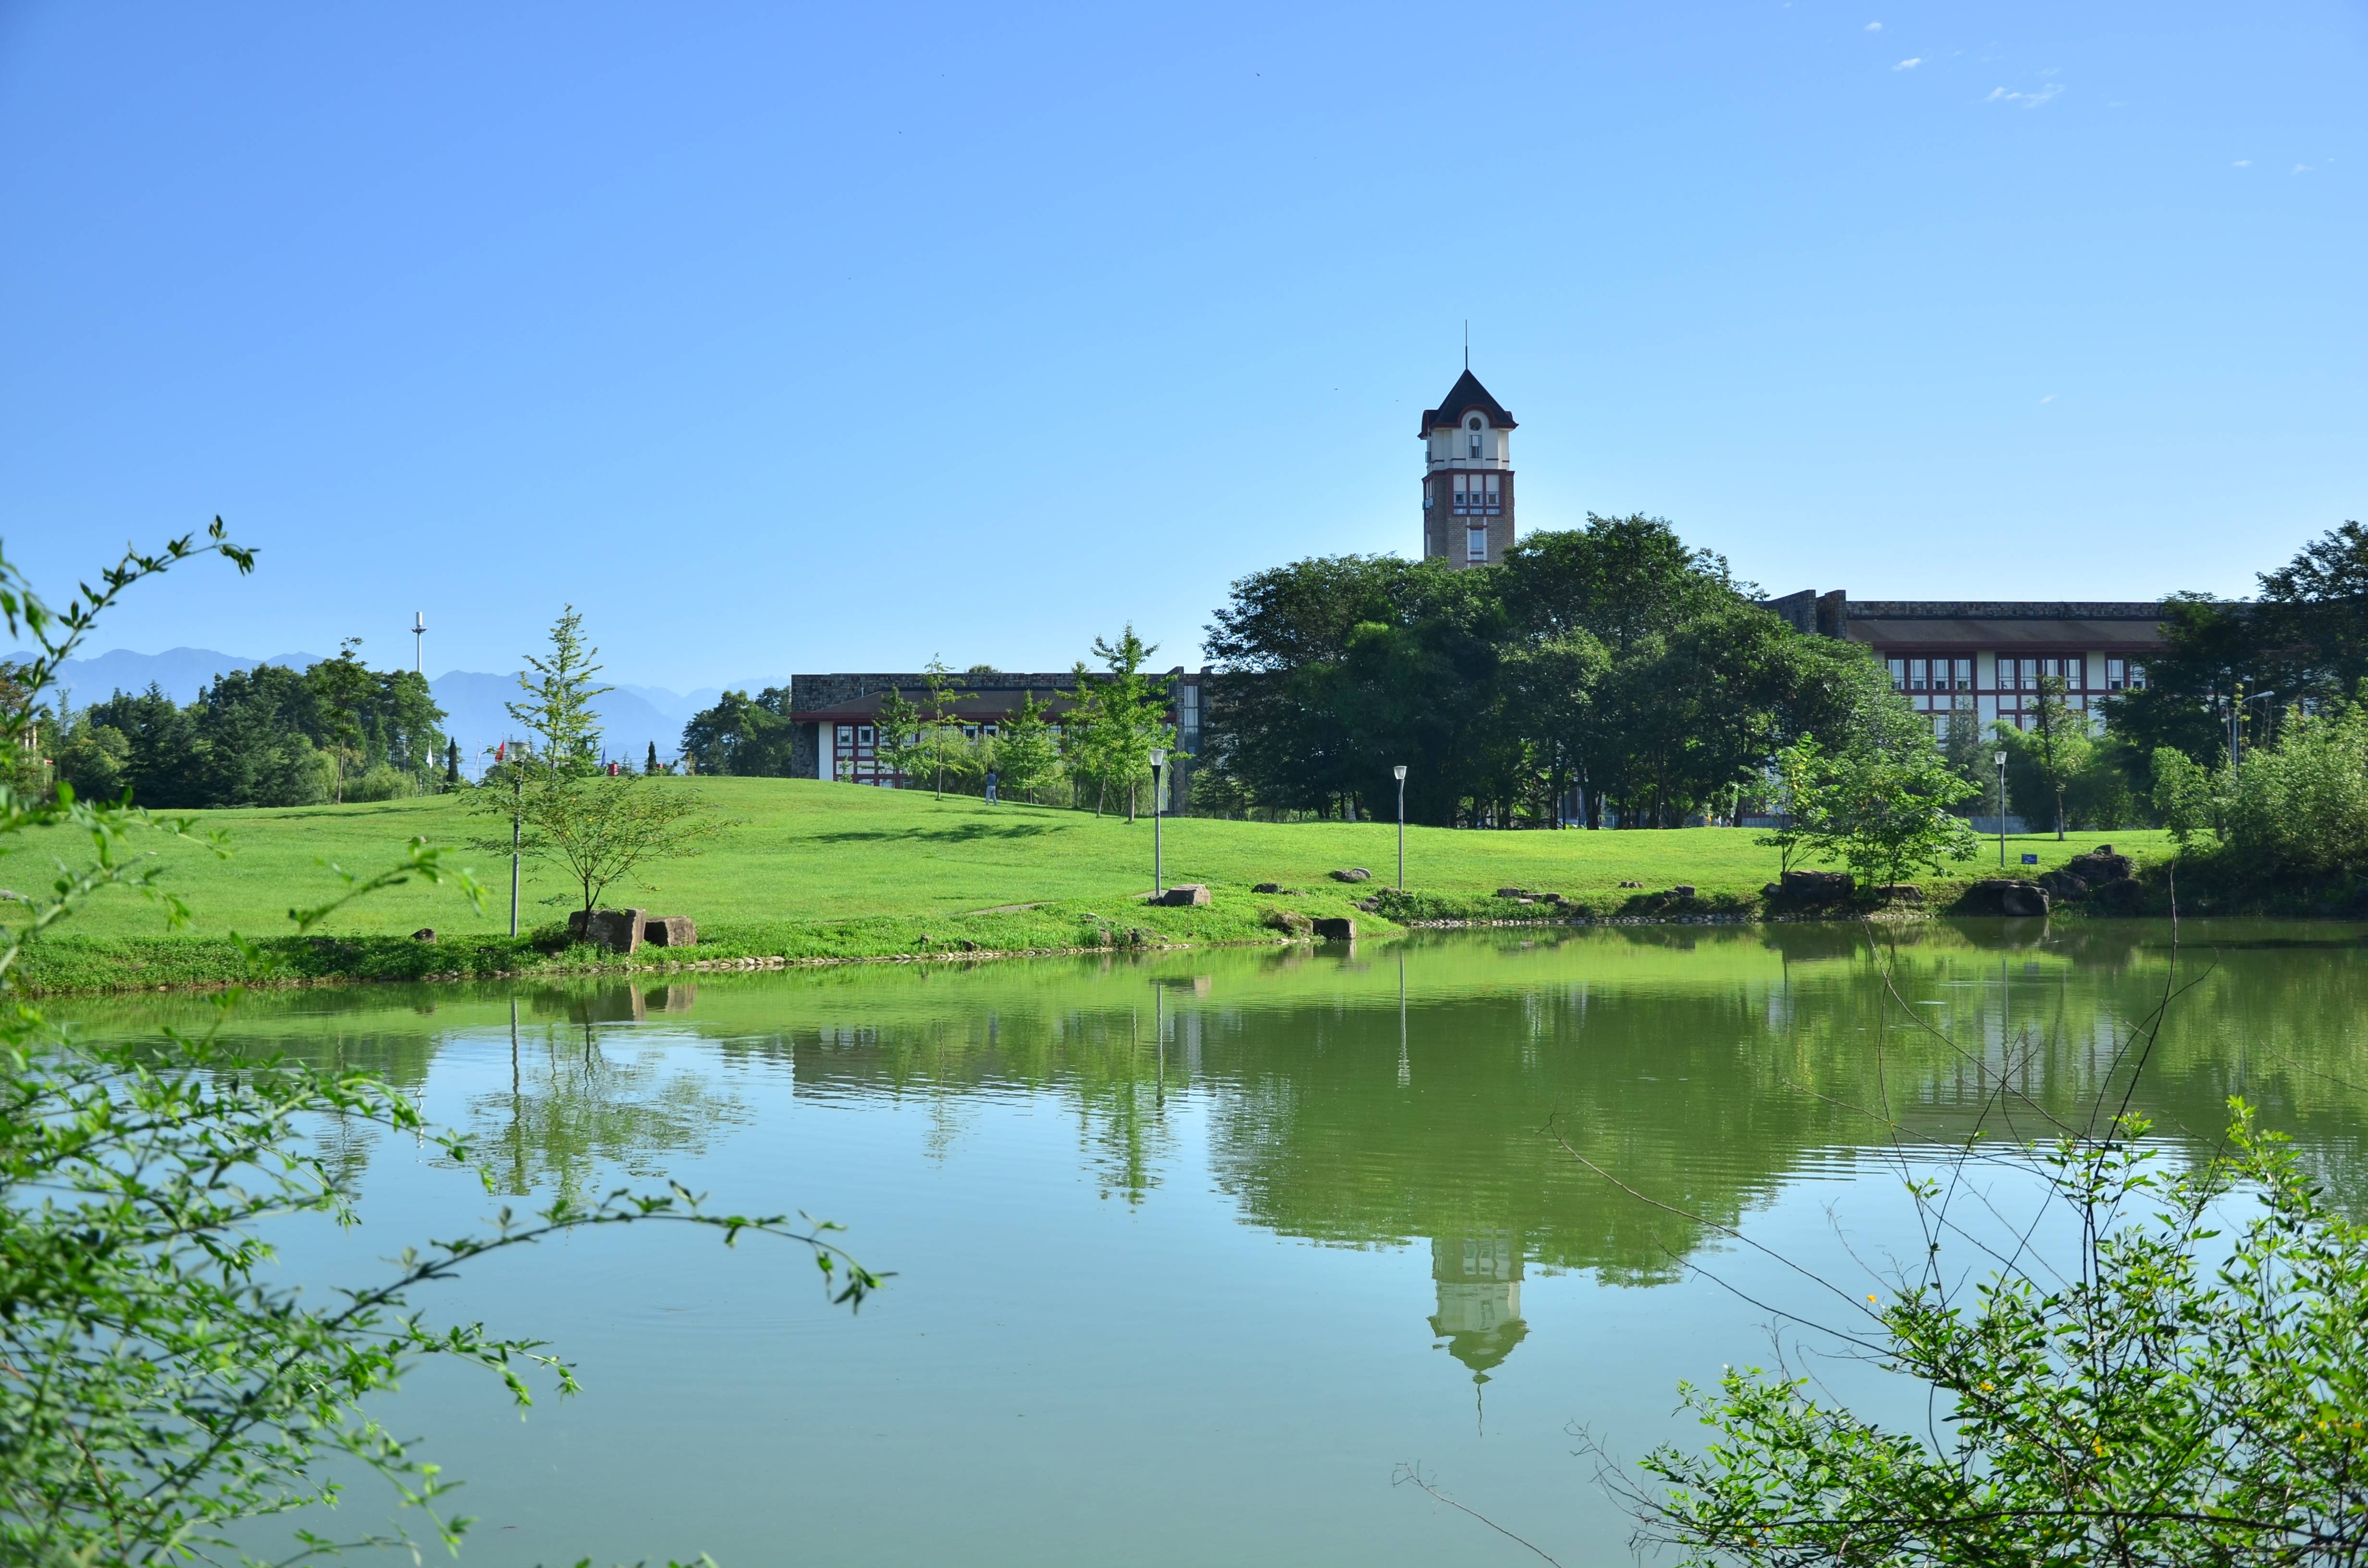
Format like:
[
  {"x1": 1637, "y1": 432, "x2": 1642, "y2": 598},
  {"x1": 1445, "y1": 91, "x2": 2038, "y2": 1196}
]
[
  {"x1": 1466, "y1": 524, "x2": 1488, "y2": 562},
  {"x1": 1423, "y1": 479, "x2": 1434, "y2": 511},
  {"x1": 1483, "y1": 473, "x2": 1501, "y2": 514}
]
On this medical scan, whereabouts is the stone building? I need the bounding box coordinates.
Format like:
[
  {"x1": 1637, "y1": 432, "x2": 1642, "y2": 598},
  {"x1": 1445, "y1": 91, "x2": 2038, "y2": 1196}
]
[
  {"x1": 1764, "y1": 590, "x2": 2171, "y2": 733},
  {"x1": 1419, "y1": 368, "x2": 1517, "y2": 569}
]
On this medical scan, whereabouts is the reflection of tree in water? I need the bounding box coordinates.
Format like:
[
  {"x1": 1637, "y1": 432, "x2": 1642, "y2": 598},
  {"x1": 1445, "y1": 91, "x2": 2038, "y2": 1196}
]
[
  {"x1": 778, "y1": 990, "x2": 1182, "y2": 1205},
  {"x1": 470, "y1": 985, "x2": 748, "y2": 1201}
]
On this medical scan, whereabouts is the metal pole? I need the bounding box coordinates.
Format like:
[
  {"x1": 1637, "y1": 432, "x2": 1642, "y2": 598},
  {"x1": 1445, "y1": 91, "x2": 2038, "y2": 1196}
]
[
  {"x1": 1152, "y1": 765, "x2": 1163, "y2": 895},
  {"x1": 2230, "y1": 682, "x2": 2242, "y2": 776},
  {"x1": 509, "y1": 746, "x2": 522, "y2": 938},
  {"x1": 413, "y1": 611, "x2": 424, "y2": 675},
  {"x1": 1396, "y1": 777, "x2": 1406, "y2": 889},
  {"x1": 1995, "y1": 751, "x2": 2008, "y2": 869}
]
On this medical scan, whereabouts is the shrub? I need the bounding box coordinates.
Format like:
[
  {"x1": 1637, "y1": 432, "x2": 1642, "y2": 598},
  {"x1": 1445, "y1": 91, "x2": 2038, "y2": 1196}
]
[
  {"x1": 344, "y1": 761, "x2": 416, "y2": 801},
  {"x1": 2220, "y1": 700, "x2": 2368, "y2": 875}
]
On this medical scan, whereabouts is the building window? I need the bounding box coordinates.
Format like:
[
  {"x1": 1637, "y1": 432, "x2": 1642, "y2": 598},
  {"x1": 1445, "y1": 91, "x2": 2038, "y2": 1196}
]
[
  {"x1": 857, "y1": 725, "x2": 875, "y2": 746},
  {"x1": 1908, "y1": 658, "x2": 1928, "y2": 691},
  {"x1": 2128, "y1": 662, "x2": 2146, "y2": 689},
  {"x1": 1466, "y1": 524, "x2": 1488, "y2": 562},
  {"x1": 836, "y1": 724, "x2": 853, "y2": 748},
  {"x1": 1952, "y1": 658, "x2": 1972, "y2": 691},
  {"x1": 1483, "y1": 473, "x2": 1501, "y2": 514},
  {"x1": 1423, "y1": 479, "x2": 1434, "y2": 511},
  {"x1": 1467, "y1": 417, "x2": 1483, "y2": 459},
  {"x1": 1887, "y1": 658, "x2": 1907, "y2": 691}
]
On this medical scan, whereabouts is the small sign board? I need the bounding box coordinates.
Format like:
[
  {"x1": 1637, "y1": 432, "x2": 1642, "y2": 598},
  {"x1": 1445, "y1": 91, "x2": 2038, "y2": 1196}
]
[{"x1": 2021, "y1": 853, "x2": 2040, "y2": 865}]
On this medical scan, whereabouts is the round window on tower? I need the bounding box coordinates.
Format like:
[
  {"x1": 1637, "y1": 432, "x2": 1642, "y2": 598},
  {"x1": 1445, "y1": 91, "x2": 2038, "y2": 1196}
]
[{"x1": 1467, "y1": 415, "x2": 1484, "y2": 458}]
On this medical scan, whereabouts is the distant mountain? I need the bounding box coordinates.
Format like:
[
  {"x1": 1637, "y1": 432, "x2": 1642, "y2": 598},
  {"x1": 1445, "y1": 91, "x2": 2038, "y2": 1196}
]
[
  {"x1": 53, "y1": 647, "x2": 325, "y2": 707},
  {"x1": 48, "y1": 648, "x2": 709, "y2": 772}
]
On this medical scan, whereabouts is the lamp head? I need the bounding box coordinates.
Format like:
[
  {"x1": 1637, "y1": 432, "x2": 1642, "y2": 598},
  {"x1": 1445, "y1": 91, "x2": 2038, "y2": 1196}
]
[
  {"x1": 1994, "y1": 752, "x2": 2007, "y2": 766},
  {"x1": 1149, "y1": 748, "x2": 1167, "y2": 770},
  {"x1": 1393, "y1": 764, "x2": 1407, "y2": 782}
]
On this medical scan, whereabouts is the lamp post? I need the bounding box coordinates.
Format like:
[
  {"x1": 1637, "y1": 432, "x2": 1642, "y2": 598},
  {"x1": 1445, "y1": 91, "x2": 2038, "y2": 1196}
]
[
  {"x1": 1994, "y1": 750, "x2": 2008, "y2": 869},
  {"x1": 1149, "y1": 747, "x2": 1167, "y2": 897},
  {"x1": 1393, "y1": 764, "x2": 1408, "y2": 889}
]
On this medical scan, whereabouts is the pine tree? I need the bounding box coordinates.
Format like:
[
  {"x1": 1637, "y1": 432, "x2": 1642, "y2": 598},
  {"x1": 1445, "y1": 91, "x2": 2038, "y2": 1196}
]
[{"x1": 645, "y1": 740, "x2": 660, "y2": 776}]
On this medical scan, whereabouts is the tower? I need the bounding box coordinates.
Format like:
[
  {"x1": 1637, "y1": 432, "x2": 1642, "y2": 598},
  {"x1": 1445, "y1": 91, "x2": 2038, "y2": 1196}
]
[{"x1": 1419, "y1": 369, "x2": 1517, "y2": 568}]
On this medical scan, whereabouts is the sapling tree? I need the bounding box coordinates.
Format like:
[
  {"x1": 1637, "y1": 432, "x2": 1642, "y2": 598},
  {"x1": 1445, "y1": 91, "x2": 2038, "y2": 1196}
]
[
  {"x1": 919, "y1": 655, "x2": 969, "y2": 798},
  {"x1": 1070, "y1": 625, "x2": 1177, "y2": 821},
  {"x1": 478, "y1": 609, "x2": 725, "y2": 919},
  {"x1": 873, "y1": 686, "x2": 927, "y2": 787}
]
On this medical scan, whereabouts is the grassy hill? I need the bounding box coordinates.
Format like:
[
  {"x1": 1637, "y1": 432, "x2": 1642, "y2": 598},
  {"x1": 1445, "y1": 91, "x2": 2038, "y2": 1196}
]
[{"x1": 9, "y1": 778, "x2": 2167, "y2": 992}]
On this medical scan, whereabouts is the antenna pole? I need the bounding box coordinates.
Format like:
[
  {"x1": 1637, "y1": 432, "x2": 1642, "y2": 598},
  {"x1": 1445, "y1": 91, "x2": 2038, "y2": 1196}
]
[
  {"x1": 412, "y1": 611, "x2": 425, "y2": 675},
  {"x1": 1464, "y1": 320, "x2": 1469, "y2": 369}
]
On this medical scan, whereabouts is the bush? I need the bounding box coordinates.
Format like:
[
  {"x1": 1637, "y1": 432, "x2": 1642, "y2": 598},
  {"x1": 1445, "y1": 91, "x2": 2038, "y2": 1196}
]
[
  {"x1": 2220, "y1": 700, "x2": 2368, "y2": 875},
  {"x1": 344, "y1": 762, "x2": 416, "y2": 802}
]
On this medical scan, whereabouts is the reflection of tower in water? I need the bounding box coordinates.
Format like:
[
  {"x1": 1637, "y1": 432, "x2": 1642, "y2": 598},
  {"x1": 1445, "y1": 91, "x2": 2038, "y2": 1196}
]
[{"x1": 1429, "y1": 1232, "x2": 1527, "y2": 1384}]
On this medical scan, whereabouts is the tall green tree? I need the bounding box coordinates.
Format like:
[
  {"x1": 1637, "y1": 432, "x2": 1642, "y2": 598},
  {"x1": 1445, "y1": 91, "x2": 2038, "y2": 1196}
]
[
  {"x1": 919, "y1": 656, "x2": 969, "y2": 798},
  {"x1": 306, "y1": 638, "x2": 374, "y2": 802},
  {"x1": 679, "y1": 686, "x2": 794, "y2": 776},
  {"x1": 993, "y1": 690, "x2": 1062, "y2": 803},
  {"x1": 1070, "y1": 626, "x2": 1177, "y2": 821},
  {"x1": 872, "y1": 686, "x2": 927, "y2": 787},
  {"x1": 506, "y1": 605, "x2": 609, "y2": 780}
]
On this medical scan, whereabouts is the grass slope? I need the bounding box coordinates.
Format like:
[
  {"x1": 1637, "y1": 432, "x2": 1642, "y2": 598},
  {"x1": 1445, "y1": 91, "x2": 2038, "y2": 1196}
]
[{"x1": 9, "y1": 778, "x2": 2171, "y2": 992}]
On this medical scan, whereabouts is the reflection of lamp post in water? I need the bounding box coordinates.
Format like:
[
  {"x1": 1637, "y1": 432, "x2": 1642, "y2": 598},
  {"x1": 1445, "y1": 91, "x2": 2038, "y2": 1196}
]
[{"x1": 1397, "y1": 952, "x2": 1410, "y2": 1088}]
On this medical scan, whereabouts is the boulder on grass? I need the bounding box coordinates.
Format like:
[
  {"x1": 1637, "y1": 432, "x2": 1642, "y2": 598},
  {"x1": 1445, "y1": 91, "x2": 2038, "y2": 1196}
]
[
  {"x1": 1330, "y1": 867, "x2": 1372, "y2": 883},
  {"x1": 1619, "y1": 880, "x2": 1645, "y2": 889},
  {"x1": 1495, "y1": 886, "x2": 1529, "y2": 898},
  {"x1": 570, "y1": 907, "x2": 645, "y2": 953},
  {"x1": 642, "y1": 916, "x2": 697, "y2": 947},
  {"x1": 1252, "y1": 882, "x2": 1283, "y2": 894},
  {"x1": 2065, "y1": 847, "x2": 2134, "y2": 885},
  {"x1": 1312, "y1": 916, "x2": 1356, "y2": 941},
  {"x1": 1263, "y1": 907, "x2": 1314, "y2": 937},
  {"x1": 1151, "y1": 884, "x2": 1210, "y2": 907},
  {"x1": 1672, "y1": 884, "x2": 1697, "y2": 898},
  {"x1": 411, "y1": 928, "x2": 436, "y2": 943},
  {"x1": 1875, "y1": 883, "x2": 1925, "y2": 906},
  {"x1": 1961, "y1": 879, "x2": 2050, "y2": 918},
  {"x1": 1766, "y1": 870, "x2": 1854, "y2": 908},
  {"x1": 2037, "y1": 868, "x2": 2090, "y2": 900}
]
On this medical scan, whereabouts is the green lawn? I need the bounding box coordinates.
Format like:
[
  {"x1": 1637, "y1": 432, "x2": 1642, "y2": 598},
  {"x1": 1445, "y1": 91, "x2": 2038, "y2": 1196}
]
[{"x1": 14, "y1": 777, "x2": 2168, "y2": 942}]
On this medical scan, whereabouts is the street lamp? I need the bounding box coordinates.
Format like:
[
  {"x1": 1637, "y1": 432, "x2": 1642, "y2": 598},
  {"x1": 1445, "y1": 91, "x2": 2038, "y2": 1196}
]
[
  {"x1": 1994, "y1": 750, "x2": 2008, "y2": 869},
  {"x1": 1148, "y1": 748, "x2": 1167, "y2": 896},
  {"x1": 1392, "y1": 764, "x2": 1408, "y2": 889}
]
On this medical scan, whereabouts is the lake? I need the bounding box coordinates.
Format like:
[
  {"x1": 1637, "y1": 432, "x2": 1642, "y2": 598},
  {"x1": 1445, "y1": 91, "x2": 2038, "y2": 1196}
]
[{"x1": 53, "y1": 919, "x2": 2368, "y2": 1566}]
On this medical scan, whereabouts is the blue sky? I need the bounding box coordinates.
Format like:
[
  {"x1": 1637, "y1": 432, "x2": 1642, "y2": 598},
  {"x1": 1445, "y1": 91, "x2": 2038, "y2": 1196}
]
[{"x1": 5, "y1": 1, "x2": 2361, "y2": 689}]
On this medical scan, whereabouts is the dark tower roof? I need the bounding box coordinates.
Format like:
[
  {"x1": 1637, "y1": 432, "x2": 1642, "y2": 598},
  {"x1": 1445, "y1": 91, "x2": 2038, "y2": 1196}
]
[{"x1": 1419, "y1": 370, "x2": 1517, "y2": 435}]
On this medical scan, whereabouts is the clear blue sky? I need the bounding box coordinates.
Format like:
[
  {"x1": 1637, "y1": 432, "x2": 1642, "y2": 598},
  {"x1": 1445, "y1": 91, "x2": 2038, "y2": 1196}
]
[{"x1": 6, "y1": 1, "x2": 2361, "y2": 689}]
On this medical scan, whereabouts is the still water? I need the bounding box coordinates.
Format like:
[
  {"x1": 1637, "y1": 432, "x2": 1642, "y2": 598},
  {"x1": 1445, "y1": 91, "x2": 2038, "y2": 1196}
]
[{"x1": 52, "y1": 920, "x2": 2368, "y2": 1566}]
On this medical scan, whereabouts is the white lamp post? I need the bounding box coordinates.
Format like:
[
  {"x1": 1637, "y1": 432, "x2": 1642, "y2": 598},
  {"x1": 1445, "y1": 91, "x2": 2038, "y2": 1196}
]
[
  {"x1": 1393, "y1": 764, "x2": 1408, "y2": 889},
  {"x1": 1994, "y1": 750, "x2": 2008, "y2": 869},
  {"x1": 1149, "y1": 748, "x2": 1167, "y2": 896}
]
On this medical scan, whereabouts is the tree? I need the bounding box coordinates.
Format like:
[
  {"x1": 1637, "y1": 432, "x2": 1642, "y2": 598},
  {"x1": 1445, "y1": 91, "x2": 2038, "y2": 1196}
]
[
  {"x1": 2151, "y1": 745, "x2": 2220, "y2": 849},
  {"x1": 919, "y1": 656, "x2": 969, "y2": 798},
  {"x1": 1754, "y1": 737, "x2": 1831, "y2": 877},
  {"x1": 679, "y1": 686, "x2": 794, "y2": 776},
  {"x1": 481, "y1": 609, "x2": 722, "y2": 918},
  {"x1": 1071, "y1": 626, "x2": 1177, "y2": 821},
  {"x1": 1625, "y1": 1103, "x2": 2368, "y2": 1568},
  {"x1": 506, "y1": 605, "x2": 609, "y2": 780},
  {"x1": 446, "y1": 736, "x2": 462, "y2": 787},
  {"x1": 1774, "y1": 705, "x2": 1981, "y2": 892},
  {"x1": 872, "y1": 686, "x2": 927, "y2": 786},
  {"x1": 513, "y1": 772, "x2": 725, "y2": 918},
  {"x1": 2014, "y1": 674, "x2": 2091, "y2": 839},
  {"x1": 306, "y1": 638, "x2": 374, "y2": 802},
  {"x1": 993, "y1": 690, "x2": 1062, "y2": 803}
]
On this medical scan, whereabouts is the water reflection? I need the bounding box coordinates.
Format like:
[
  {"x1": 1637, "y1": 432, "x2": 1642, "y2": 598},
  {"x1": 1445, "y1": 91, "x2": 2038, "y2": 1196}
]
[{"x1": 54, "y1": 918, "x2": 2368, "y2": 1309}]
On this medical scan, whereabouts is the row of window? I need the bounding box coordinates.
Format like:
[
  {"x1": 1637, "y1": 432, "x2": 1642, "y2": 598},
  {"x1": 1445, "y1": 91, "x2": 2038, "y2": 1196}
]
[
  {"x1": 1422, "y1": 473, "x2": 1505, "y2": 516},
  {"x1": 1885, "y1": 656, "x2": 2148, "y2": 694}
]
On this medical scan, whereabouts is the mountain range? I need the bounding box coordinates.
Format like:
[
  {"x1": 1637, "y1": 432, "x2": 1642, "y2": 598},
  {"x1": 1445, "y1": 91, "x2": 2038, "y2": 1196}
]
[{"x1": 50, "y1": 648, "x2": 787, "y2": 769}]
